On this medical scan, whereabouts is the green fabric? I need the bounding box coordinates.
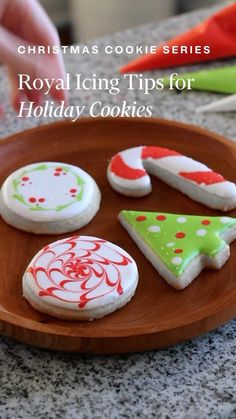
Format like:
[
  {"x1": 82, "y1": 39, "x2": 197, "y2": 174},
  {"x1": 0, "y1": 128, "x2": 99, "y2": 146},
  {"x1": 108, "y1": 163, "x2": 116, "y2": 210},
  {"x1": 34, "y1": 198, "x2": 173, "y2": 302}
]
[{"x1": 163, "y1": 66, "x2": 236, "y2": 94}]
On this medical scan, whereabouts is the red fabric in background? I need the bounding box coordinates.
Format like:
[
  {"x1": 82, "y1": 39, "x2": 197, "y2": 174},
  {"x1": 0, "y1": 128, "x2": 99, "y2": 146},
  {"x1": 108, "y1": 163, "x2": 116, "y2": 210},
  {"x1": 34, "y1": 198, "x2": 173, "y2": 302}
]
[{"x1": 120, "y1": 3, "x2": 236, "y2": 73}]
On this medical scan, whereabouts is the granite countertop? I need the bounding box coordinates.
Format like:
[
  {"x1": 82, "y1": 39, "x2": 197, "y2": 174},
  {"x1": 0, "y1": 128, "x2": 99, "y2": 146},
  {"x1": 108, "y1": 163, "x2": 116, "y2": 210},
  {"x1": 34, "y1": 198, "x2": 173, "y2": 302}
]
[{"x1": 0, "y1": 3, "x2": 236, "y2": 419}]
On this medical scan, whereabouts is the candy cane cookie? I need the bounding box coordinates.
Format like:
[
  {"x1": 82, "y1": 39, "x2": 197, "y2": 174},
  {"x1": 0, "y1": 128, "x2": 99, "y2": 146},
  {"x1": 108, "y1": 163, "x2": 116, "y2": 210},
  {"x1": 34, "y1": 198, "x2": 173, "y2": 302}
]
[
  {"x1": 107, "y1": 146, "x2": 236, "y2": 211},
  {"x1": 0, "y1": 162, "x2": 101, "y2": 234},
  {"x1": 23, "y1": 236, "x2": 138, "y2": 320}
]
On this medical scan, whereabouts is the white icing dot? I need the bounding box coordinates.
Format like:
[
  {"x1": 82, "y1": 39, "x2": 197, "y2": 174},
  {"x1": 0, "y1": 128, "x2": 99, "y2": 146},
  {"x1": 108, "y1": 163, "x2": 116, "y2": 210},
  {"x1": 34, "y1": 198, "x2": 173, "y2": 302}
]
[
  {"x1": 196, "y1": 229, "x2": 207, "y2": 236},
  {"x1": 220, "y1": 217, "x2": 231, "y2": 224},
  {"x1": 171, "y1": 257, "x2": 182, "y2": 266},
  {"x1": 166, "y1": 242, "x2": 175, "y2": 247},
  {"x1": 147, "y1": 225, "x2": 161, "y2": 233},
  {"x1": 177, "y1": 217, "x2": 187, "y2": 224}
]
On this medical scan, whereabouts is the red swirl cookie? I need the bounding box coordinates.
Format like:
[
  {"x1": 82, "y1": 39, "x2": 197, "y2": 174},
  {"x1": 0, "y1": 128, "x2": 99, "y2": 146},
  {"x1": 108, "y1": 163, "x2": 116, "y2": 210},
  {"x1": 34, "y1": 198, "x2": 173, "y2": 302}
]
[{"x1": 23, "y1": 236, "x2": 139, "y2": 320}]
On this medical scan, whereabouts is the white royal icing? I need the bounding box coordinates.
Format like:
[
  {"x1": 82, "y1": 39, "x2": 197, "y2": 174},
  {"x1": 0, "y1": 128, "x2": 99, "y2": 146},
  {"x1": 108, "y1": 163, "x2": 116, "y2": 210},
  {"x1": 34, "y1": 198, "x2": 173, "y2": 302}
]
[
  {"x1": 1, "y1": 162, "x2": 96, "y2": 222},
  {"x1": 24, "y1": 236, "x2": 138, "y2": 310}
]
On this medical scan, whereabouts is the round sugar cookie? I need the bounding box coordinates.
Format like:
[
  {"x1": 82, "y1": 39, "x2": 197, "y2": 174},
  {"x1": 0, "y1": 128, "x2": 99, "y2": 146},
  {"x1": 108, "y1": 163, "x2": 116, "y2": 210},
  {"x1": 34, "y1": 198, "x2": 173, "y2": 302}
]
[
  {"x1": 23, "y1": 236, "x2": 139, "y2": 320},
  {"x1": 0, "y1": 162, "x2": 101, "y2": 234}
]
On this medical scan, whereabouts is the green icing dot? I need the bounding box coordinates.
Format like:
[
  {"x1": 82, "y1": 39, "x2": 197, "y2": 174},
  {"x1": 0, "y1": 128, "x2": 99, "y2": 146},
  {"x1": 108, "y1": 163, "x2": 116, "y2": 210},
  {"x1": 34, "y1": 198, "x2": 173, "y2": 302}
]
[{"x1": 120, "y1": 211, "x2": 236, "y2": 277}]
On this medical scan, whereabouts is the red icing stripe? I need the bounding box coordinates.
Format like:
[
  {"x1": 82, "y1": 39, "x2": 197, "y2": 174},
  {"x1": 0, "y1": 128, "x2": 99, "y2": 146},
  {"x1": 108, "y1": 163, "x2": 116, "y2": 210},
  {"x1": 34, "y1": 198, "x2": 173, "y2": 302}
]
[
  {"x1": 142, "y1": 146, "x2": 181, "y2": 160},
  {"x1": 110, "y1": 154, "x2": 146, "y2": 180},
  {"x1": 179, "y1": 171, "x2": 225, "y2": 185}
]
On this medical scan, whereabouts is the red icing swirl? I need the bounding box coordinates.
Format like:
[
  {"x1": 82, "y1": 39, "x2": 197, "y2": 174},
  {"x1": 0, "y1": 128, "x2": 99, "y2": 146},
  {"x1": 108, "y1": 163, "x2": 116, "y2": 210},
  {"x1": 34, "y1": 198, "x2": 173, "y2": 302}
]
[
  {"x1": 141, "y1": 146, "x2": 180, "y2": 159},
  {"x1": 110, "y1": 146, "x2": 181, "y2": 180},
  {"x1": 110, "y1": 147, "x2": 226, "y2": 187},
  {"x1": 110, "y1": 154, "x2": 146, "y2": 180},
  {"x1": 179, "y1": 171, "x2": 225, "y2": 185},
  {"x1": 27, "y1": 237, "x2": 132, "y2": 308}
]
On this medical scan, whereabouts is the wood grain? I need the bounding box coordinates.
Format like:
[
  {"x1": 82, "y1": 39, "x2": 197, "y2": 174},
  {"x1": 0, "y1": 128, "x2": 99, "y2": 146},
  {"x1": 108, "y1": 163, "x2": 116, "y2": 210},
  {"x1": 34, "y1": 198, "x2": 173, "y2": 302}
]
[{"x1": 0, "y1": 117, "x2": 235, "y2": 353}]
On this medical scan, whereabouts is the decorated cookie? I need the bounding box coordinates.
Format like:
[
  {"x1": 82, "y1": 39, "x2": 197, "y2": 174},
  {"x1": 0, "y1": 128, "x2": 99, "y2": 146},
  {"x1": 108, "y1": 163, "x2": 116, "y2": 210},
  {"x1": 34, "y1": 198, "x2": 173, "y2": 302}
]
[
  {"x1": 0, "y1": 162, "x2": 101, "y2": 234},
  {"x1": 23, "y1": 236, "x2": 139, "y2": 320},
  {"x1": 119, "y1": 210, "x2": 236, "y2": 290},
  {"x1": 107, "y1": 146, "x2": 236, "y2": 211}
]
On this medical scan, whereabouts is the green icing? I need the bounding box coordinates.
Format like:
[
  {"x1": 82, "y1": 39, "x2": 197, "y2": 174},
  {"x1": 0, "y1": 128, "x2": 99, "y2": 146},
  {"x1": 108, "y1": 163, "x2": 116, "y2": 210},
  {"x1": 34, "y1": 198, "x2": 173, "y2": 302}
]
[
  {"x1": 12, "y1": 164, "x2": 85, "y2": 212},
  {"x1": 120, "y1": 211, "x2": 236, "y2": 277},
  {"x1": 162, "y1": 66, "x2": 236, "y2": 94}
]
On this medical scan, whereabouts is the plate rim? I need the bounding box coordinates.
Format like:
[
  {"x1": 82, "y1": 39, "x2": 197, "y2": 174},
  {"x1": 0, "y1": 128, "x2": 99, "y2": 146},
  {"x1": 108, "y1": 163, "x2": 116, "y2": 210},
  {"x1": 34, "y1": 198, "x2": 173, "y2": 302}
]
[
  {"x1": 2, "y1": 117, "x2": 236, "y2": 152},
  {"x1": 0, "y1": 116, "x2": 236, "y2": 346}
]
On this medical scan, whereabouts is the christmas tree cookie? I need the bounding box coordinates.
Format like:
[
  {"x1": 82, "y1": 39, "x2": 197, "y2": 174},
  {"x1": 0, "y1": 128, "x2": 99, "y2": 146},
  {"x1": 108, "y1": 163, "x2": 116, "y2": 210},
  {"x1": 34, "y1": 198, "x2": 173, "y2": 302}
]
[
  {"x1": 119, "y1": 211, "x2": 236, "y2": 290},
  {"x1": 0, "y1": 162, "x2": 101, "y2": 234}
]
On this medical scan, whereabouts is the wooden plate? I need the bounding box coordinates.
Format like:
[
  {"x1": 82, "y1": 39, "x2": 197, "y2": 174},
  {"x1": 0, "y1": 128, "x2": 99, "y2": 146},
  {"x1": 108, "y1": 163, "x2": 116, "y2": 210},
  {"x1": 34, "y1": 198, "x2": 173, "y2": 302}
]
[{"x1": 0, "y1": 117, "x2": 235, "y2": 354}]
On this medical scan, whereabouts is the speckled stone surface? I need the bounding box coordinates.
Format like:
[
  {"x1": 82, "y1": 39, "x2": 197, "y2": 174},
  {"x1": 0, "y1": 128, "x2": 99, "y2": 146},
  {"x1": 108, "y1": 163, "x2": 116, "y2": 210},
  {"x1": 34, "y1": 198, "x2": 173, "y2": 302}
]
[{"x1": 0, "y1": 4, "x2": 236, "y2": 419}]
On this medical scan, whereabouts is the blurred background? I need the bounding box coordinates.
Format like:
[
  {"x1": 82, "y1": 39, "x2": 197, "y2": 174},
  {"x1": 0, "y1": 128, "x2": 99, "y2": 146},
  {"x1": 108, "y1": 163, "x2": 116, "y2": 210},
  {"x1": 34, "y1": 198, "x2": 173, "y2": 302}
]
[{"x1": 40, "y1": 0, "x2": 224, "y2": 44}]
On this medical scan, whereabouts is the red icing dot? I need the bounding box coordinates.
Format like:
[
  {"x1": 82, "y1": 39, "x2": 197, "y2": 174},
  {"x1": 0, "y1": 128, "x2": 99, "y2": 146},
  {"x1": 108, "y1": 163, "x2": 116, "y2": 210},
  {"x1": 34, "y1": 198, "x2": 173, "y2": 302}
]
[
  {"x1": 156, "y1": 215, "x2": 166, "y2": 221},
  {"x1": 136, "y1": 215, "x2": 147, "y2": 222},
  {"x1": 38, "y1": 198, "x2": 45, "y2": 203},
  {"x1": 70, "y1": 188, "x2": 77, "y2": 193},
  {"x1": 55, "y1": 167, "x2": 63, "y2": 172},
  {"x1": 201, "y1": 219, "x2": 211, "y2": 225},
  {"x1": 29, "y1": 197, "x2": 36, "y2": 203},
  {"x1": 22, "y1": 176, "x2": 29, "y2": 181},
  {"x1": 54, "y1": 173, "x2": 60, "y2": 176},
  {"x1": 175, "y1": 249, "x2": 183, "y2": 254},
  {"x1": 175, "y1": 232, "x2": 186, "y2": 239}
]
